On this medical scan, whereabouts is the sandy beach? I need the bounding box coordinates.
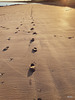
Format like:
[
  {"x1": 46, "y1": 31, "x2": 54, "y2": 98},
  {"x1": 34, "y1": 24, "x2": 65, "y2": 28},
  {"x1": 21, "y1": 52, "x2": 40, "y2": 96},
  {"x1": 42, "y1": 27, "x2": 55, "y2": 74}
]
[{"x1": 0, "y1": 3, "x2": 75, "y2": 100}]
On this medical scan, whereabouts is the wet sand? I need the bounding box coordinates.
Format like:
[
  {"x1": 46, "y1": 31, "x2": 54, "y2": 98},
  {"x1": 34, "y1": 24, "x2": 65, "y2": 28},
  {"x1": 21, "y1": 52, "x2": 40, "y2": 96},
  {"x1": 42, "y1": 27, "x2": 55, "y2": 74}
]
[{"x1": 0, "y1": 3, "x2": 75, "y2": 100}]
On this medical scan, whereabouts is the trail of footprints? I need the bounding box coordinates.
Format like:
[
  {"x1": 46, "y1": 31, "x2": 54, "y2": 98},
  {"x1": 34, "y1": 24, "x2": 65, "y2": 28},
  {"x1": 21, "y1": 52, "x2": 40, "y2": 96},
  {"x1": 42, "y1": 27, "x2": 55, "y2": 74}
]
[
  {"x1": 0, "y1": 73, "x2": 4, "y2": 84},
  {"x1": 29, "y1": 16, "x2": 42, "y2": 100},
  {"x1": 1, "y1": 16, "x2": 74, "y2": 100},
  {"x1": 1, "y1": 16, "x2": 42, "y2": 100}
]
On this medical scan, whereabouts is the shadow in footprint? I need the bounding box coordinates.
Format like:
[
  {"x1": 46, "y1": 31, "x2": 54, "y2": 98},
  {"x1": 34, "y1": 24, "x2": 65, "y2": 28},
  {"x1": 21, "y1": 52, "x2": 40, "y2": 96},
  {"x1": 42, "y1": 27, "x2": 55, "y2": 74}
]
[
  {"x1": 27, "y1": 68, "x2": 34, "y2": 77},
  {"x1": 30, "y1": 38, "x2": 34, "y2": 44},
  {"x1": 27, "y1": 63, "x2": 35, "y2": 77},
  {"x1": 33, "y1": 32, "x2": 37, "y2": 35},
  {"x1": 68, "y1": 37, "x2": 74, "y2": 39},
  {"x1": 32, "y1": 47, "x2": 37, "y2": 53},
  {"x1": 2, "y1": 46, "x2": 9, "y2": 51},
  {"x1": 16, "y1": 27, "x2": 19, "y2": 29},
  {"x1": 20, "y1": 24, "x2": 23, "y2": 26},
  {"x1": 1, "y1": 81, "x2": 4, "y2": 84},
  {"x1": 2, "y1": 26, "x2": 6, "y2": 28},
  {"x1": 15, "y1": 31, "x2": 18, "y2": 34},
  {"x1": 33, "y1": 24, "x2": 35, "y2": 26},
  {"x1": 31, "y1": 22, "x2": 34, "y2": 24},
  {"x1": 30, "y1": 28, "x2": 34, "y2": 30},
  {"x1": 0, "y1": 73, "x2": 4, "y2": 77},
  {"x1": 9, "y1": 58, "x2": 13, "y2": 61},
  {"x1": 7, "y1": 37, "x2": 11, "y2": 40}
]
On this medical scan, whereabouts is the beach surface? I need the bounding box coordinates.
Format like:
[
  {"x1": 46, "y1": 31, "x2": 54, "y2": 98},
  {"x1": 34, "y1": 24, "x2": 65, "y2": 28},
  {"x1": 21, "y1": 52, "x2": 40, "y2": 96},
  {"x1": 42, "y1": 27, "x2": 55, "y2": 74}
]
[{"x1": 0, "y1": 3, "x2": 75, "y2": 100}]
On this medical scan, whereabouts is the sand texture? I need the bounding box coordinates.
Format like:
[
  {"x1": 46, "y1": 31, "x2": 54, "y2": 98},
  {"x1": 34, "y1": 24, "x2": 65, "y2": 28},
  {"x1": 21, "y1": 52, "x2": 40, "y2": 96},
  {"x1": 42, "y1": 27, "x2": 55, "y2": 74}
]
[{"x1": 0, "y1": 3, "x2": 75, "y2": 100}]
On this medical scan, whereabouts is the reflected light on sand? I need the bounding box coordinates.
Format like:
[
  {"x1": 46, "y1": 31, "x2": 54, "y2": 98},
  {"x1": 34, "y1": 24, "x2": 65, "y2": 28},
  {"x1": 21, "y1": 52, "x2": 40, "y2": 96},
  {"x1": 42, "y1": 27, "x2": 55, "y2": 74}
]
[{"x1": 64, "y1": 7, "x2": 72, "y2": 11}]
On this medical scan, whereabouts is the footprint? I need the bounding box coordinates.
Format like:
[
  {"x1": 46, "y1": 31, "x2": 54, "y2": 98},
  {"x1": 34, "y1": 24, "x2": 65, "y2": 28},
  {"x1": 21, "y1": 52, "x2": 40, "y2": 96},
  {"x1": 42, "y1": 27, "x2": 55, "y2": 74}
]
[
  {"x1": 31, "y1": 22, "x2": 34, "y2": 24},
  {"x1": 28, "y1": 31, "x2": 30, "y2": 33},
  {"x1": 68, "y1": 37, "x2": 74, "y2": 39},
  {"x1": 1, "y1": 81, "x2": 4, "y2": 84},
  {"x1": 9, "y1": 58, "x2": 13, "y2": 61},
  {"x1": 30, "y1": 63, "x2": 35, "y2": 72},
  {"x1": 27, "y1": 63, "x2": 35, "y2": 77},
  {"x1": 0, "y1": 26, "x2": 9, "y2": 29},
  {"x1": 0, "y1": 73, "x2": 4, "y2": 77},
  {"x1": 20, "y1": 24, "x2": 23, "y2": 26},
  {"x1": 32, "y1": 47, "x2": 37, "y2": 53},
  {"x1": 30, "y1": 28, "x2": 34, "y2": 30},
  {"x1": 16, "y1": 27, "x2": 19, "y2": 29},
  {"x1": 33, "y1": 32, "x2": 37, "y2": 35},
  {"x1": 54, "y1": 35, "x2": 56, "y2": 37},
  {"x1": 2, "y1": 46, "x2": 9, "y2": 51},
  {"x1": 30, "y1": 38, "x2": 34, "y2": 43},
  {"x1": 2, "y1": 26, "x2": 6, "y2": 28},
  {"x1": 15, "y1": 31, "x2": 18, "y2": 34},
  {"x1": 33, "y1": 24, "x2": 35, "y2": 26},
  {"x1": 7, "y1": 37, "x2": 11, "y2": 40}
]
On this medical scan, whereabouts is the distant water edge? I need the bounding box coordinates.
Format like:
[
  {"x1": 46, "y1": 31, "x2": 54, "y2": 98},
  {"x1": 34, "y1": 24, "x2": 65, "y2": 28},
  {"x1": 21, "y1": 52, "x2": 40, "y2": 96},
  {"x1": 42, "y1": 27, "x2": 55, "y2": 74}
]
[{"x1": 0, "y1": 2, "x2": 28, "y2": 7}]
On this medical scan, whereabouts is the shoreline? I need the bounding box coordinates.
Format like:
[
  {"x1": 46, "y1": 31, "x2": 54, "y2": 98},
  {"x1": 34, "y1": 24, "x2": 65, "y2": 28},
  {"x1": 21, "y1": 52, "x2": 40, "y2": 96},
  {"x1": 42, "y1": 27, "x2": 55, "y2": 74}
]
[{"x1": 0, "y1": 1, "x2": 75, "y2": 8}]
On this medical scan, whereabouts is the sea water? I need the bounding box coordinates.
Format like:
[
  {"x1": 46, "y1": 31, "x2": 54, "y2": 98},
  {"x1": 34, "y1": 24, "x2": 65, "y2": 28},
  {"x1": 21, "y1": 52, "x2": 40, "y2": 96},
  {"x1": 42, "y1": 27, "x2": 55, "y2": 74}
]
[{"x1": 0, "y1": 2, "x2": 27, "y2": 7}]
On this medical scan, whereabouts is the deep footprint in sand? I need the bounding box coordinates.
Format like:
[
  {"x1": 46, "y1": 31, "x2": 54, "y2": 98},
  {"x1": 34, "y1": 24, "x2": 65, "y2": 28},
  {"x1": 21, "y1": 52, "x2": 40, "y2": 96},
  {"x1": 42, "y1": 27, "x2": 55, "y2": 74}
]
[
  {"x1": 2, "y1": 46, "x2": 9, "y2": 51},
  {"x1": 30, "y1": 28, "x2": 34, "y2": 30},
  {"x1": 16, "y1": 27, "x2": 19, "y2": 29},
  {"x1": 27, "y1": 63, "x2": 35, "y2": 77},
  {"x1": 33, "y1": 32, "x2": 37, "y2": 35},
  {"x1": 15, "y1": 31, "x2": 18, "y2": 34},
  {"x1": 30, "y1": 38, "x2": 34, "y2": 43},
  {"x1": 30, "y1": 63, "x2": 35, "y2": 72},
  {"x1": 32, "y1": 47, "x2": 37, "y2": 53}
]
